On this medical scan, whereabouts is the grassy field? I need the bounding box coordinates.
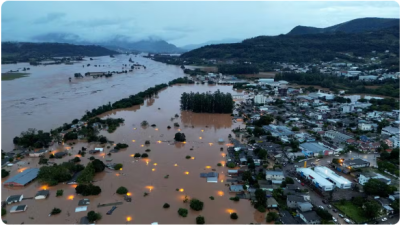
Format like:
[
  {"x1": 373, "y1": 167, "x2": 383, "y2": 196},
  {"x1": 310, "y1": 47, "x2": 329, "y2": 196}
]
[
  {"x1": 1, "y1": 73, "x2": 30, "y2": 81},
  {"x1": 334, "y1": 201, "x2": 368, "y2": 223}
]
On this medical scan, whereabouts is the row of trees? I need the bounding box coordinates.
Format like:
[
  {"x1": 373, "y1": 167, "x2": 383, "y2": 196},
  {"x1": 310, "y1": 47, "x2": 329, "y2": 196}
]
[
  {"x1": 37, "y1": 162, "x2": 85, "y2": 185},
  {"x1": 180, "y1": 90, "x2": 234, "y2": 113},
  {"x1": 218, "y1": 64, "x2": 259, "y2": 74},
  {"x1": 168, "y1": 77, "x2": 194, "y2": 86}
]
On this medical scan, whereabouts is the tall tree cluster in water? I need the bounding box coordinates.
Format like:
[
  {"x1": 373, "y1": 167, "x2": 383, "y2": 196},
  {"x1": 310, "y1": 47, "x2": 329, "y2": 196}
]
[{"x1": 180, "y1": 90, "x2": 234, "y2": 113}]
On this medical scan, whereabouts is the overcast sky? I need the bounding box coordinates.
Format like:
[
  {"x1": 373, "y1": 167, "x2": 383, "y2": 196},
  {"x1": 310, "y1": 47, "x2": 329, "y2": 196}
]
[{"x1": 2, "y1": 1, "x2": 399, "y2": 46}]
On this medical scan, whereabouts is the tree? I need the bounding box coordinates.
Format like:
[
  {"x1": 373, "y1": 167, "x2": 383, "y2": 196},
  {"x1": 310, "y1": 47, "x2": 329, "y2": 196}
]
[
  {"x1": 253, "y1": 127, "x2": 266, "y2": 137},
  {"x1": 141, "y1": 120, "x2": 149, "y2": 126},
  {"x1": 73, "y1": 157, "x2": 81, "y2": 163},
  {"x1": 253, "y1": 115, "x2": 274, "y2": 127},
  {"x1": 116, "y1": 186, "x2": 128, "y2": 195},
  {"x1": 142, "y1": 153, "x2": 149, "y2": 158},
  {"x1": 364, "y1": 201, "x2": 381, "y2": 219},
  {"x1": 266, "y1": 212, "x2": 279, "y2": 222},
  {"x1": 256, "y1": 149, "x2": 268, "y2": 160},
  {"x1": 230, "y1": 213, "x2": 238, "y2": 219},
  {"x1": 114, "y1": 164, "x2": 123, "y2": 170},
  {"x1": 56, "y1": 190, "x2": 63, "y2": 197},
  {"x1": 174, "y1": 132, "x2": 186, "y2": 142},
  {"x1": 257, "y1": 206, "x2": 266, "y2": 213},
  {"x1": 75, "y1": 184, "x2": 101, "y2": 196},
  {"x1": 1, "y1": 169, "x2": 9, "y2": 178},
  {"x1": 178, "y1": 208, "x2": 188, "y2": 217},
  {"x1": 134, "y1": 153, "x2": 141, "y2": 158},
  {"x1": 315, "y1": 208, "x2": 332, "y2": 221},
  {"x1": 51, "y1": 208, "x2": 62, "y2": 215},
  {"x1": 190, "y1": 199, "x2": 204, "y2": 211},
  {"x1": 87, "y1": 211, "x2": 102, "y2": 222},
  {"x1": 77, "y1": 162, "x2": 95, "y2": 184},
  {"x1": 227, "y1": 162, "x2": 236, "y2": 168},
  {"x1": 242, "y1": 171, "x2": 252, "y2": 182},
  {"x1": 1, "y1": 208, "x2": 6, "y2": 216},
  {"x1": 292, "y1": 127, "x2": 300, "y2": 131},
  {"x1": 163, "y1": 203, "x2": 170, "y2": 208},
  {"x1": 364, "y1": 179, "x2": 397, "y2": 197},
  {"x1": 92, "y1": 159, "x2": 105, "y2": 172},
  {"x1": 196, "y1": 216, "x2": 205, "y2": 224},
  {"x1": 254, "y1": 189, "x2": 267, "y2": 209}
]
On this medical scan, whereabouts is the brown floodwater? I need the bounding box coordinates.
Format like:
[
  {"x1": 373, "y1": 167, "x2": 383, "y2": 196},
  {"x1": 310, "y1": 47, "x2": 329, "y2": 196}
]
[
  {"x1": 1, "y1": 54, "x2": 184, "y2": 151},
  {"x1": 1, "y1": 83, "x2": 269, "y2": 224}
]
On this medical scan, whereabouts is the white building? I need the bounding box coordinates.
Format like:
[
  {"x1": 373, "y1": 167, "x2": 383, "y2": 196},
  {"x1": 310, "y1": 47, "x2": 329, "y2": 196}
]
[
  {"x1": 359, "y1": 172, "x2": 391, "y2": 185},
  {"x1": 343, "y1": 95, "x2": 360, "y2": 104},
  {"x1": 341, "y1": 104, "x2": 354, "y2": 113},
  {"x1": 324, "y1": 130, "x2": 352, "y2": 142},
  {"x1": 381, "y1": 126, "x2": 400, "y2": 136},
  {"x1": 314, "y1": 166, "x2": 352, "y2": 189},
  {"x1": 359, "y1": 75, "x2": 378, "y2": 81},
  {"x1": 254, "y1": 95, "x2": 268, "y2": 104},
  {"x1": 389, "y1": 136, "x2": 400, "y2": 148},
  {"x1": 296, "y1": 168, "x2": 335, "y2": 191},
  {"x1": 358, "y1": 123, "x2": 373, "y2": 131},
  {"x1": 258, "y1": 78, "x2": 275, "y2": 85}
]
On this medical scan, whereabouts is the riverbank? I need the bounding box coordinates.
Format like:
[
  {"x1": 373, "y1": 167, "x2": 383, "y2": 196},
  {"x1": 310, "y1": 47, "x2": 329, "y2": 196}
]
[{"x1": 1, "y1": 73, "x2": 30, "y2": 81}]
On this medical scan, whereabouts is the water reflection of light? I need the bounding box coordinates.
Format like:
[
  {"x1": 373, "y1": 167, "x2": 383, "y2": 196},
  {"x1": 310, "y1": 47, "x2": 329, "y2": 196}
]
[
  {"x1": 218, "y1": 191, "x2": 224, "y2": 196},
  {"x1": 41, "y1": 185, "x2": 48, "y2": 190},
  {"x1": 68, "y1": 195, "x2": 74, "y2": 200},
  {"x1": 199, "y1": 137, "x2": 202, "y2": 140},
  {"x1": 178, "y1": 129, "x2": 181, "y2": 131},
  {"x1": 146, "y1": 160, "x2": 149, "y2": 165},
  {"x1": 191, "y1": 157, "x2": 195, "y2": 160},
  {"x1": 134, "y1": 128, "x2": 137, "y2": 130},
  {"x1": 126, "y1": 216, "x2": 132, "y2": 222},
  {"x1": 155, "y1": 128, "x2": 159, "y2": 131},
  {"x1": 146, "y1": 186, "x2": 154, "y2": 192},
  {"x1": 130, "y1": 154, "x2": 135, "y2": 157},
  {"x1": 116, "y1": 173, "x2": 120, "y2": 176},
  {"x1": 153, "y1": 163, "x2": 157, "y2": 166},
  {"x1": 127, "y1": 192, "x2": 132, "y2": 196},
  {"x1": 201, "y1": 130, "x2": 204, "y2": 132},
  {"x1": 179, "y1": 188, "x2": 184, "y2": 192},
  {"x1": 226, "y1": 209, "x2": 235, "y2": 214},
  {"x1": 157, "y1": 140, "x2": 162, "y2": 143},
  {"x1": 132, "y1": 140, "x2": 136, "y2": 142},
  {"x1": 209, "y1": 143, "x2": 213, "y2": 146},
  {"x1": 141, "y1": 144, "x2": 144, "y2": 147},
  {"x1": 221, "y1": 180, "x2": 224, "y2": 183},
  {"x1": 205, "y1": 166, "x2": 211, "y2": 169},
  {"x1": 183, "y1": 141, "x2": 186, "y2": 144},
  {"x1": 174, "y1": 164, "x2": 178, "y2": 166},
  {"x1": 71, "y1": 184, "x2": 78, "y2": 188},
  {"x1": 221, "y1": 153, "x2": 225, "y2": 157},
  {"x1": 120, "y1": 168, "x2": 123, "y2": 171},
  {"x1": 184, "y1": 171, "x2": 189, "y2": 175},
  {"x1": 225, "y1": 144, "x2": 234, "y2": 147},
  {"x1": 152, "y1": 168, "x2": 155, "y2": 171},
  {"x1": 19, "y1": 167, "x2": 28, "y2": 173}
]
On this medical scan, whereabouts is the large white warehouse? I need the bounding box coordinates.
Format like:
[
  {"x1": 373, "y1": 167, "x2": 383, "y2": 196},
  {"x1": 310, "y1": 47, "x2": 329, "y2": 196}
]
[
  {"x1": 314, "y1": 166, "x2": 352, "y2": 189},
  {"x1": 296, "y1": 168, "x2": 335, "y2": 191}
]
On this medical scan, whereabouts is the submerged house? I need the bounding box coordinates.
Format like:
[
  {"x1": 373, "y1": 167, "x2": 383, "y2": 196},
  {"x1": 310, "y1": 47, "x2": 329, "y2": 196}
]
[
  {"x1": 6, "y1": 195, "x2": 24, "y2": 204},
  {"x1": 10, "y1": 205, "x2": 28, "y2": 213},
  {"x1": 3, "y1": 168, "x2": 39, "y2": 187},
  {"x1": 35, "y1": 190, "x2": 50, "y2": 200}
]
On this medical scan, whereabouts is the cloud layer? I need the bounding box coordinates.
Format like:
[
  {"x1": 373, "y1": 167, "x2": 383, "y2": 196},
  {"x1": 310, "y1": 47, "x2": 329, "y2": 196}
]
[{"x1": 2, "y1": 1, "x2": 399, "y2": 46}]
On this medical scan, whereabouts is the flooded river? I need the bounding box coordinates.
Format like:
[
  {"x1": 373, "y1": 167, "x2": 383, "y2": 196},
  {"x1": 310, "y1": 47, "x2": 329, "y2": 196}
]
[
  {"x1": 2, "y1": 73, "x2": 266, "y2": 223},
  {"x1": 1, "y1": 54, "x2": 184, "y2": 151}
]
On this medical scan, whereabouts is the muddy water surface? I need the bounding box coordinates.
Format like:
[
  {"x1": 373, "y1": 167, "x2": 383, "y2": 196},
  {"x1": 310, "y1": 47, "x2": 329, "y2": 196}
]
[
  {"x1": 1, "y1": 54, "x2": 184, "y2": 151},
  {"x1": 2, "y1": 84, "x2": 265, "y2": 224}
]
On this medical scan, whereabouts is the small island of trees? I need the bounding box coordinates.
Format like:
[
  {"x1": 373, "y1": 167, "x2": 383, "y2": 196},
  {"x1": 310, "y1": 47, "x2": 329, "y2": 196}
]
[{"x1": 180, "y1": 90, "x2": 234, "y2": 113}]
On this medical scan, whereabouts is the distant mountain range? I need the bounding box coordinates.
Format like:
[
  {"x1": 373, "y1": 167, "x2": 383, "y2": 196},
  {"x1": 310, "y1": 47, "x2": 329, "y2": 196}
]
[
  {"x1": 31, "y1": 33, "x2": 185, "y2": 54},
  {"x1": 1, "y1": 42, "x2": 118, "y2": 63},
  {"x1": 287, "y1": 17, "x2": 399, "y2": 35},
  {"x1": 180, "y1": 38, "x2": 243, "y2": 51},
  {"x1": 181, "y1": 17, "x2": 399, "y2": 70}
]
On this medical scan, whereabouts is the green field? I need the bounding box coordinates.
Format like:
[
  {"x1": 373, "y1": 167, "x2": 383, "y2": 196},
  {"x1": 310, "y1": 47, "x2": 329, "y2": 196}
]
[
  {"x1": 334, "y1": 201, "x2": 368, "y2": 223},
  {"x1": 1, "y1": 73, "x2": 30, "y2": 81}
]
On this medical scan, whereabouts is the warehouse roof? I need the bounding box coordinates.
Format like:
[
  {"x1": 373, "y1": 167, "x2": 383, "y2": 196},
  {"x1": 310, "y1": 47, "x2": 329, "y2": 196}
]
[
  {"x1": 3, "y1": 168, "x2": 39, "y2": 186},
  {"x1": 300, "y1": 142, "x2": 327, "y2": 153},
  {"x1": 296, "y1": 168, "x2": 334, "y2": 188},
  {"x1": 314, "y1": 166, "x2": 351, "y2": 185}
]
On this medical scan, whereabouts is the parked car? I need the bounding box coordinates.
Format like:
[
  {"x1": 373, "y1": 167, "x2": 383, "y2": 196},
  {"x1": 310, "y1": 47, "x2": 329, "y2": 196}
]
[
  {"x1": 296, "y1": 178, "x2": 301, "y2": 183},
  {"x1": 301, "y1": 182, "x2": 305, "y2": 186},
  {"x1": 319, "y1": 205, "x2": 324, "y2": 210},
  {"x1": 381, "y1": 217, "x2": 387, "y2": 222},
  {"x1": 332, "y1": 217, "x2": 337, "y2": 223},
  {"x1": 344, "y1": 218, "x2": 351, "y2": 224},
  {"x1": 338, "y1": 214, "x2": 344, "y2": 218},
  {"x1": 322, "y1": 200, "x2": 327, "y2": 204},
  {"x1": 334, "y1": 154, "x2": 339, "y2": 157},
  {"x1": 332, "y1": 209, "x2": 338, "y2": 213},
  {"x1": 328, "y1": 205, "x2": 332, "y2": 209}
]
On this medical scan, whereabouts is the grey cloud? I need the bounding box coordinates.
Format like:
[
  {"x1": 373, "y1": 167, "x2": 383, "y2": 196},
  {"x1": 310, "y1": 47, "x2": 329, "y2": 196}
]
[{"x1": 34, "y1": 12, "x2": 66, "y2": 24}]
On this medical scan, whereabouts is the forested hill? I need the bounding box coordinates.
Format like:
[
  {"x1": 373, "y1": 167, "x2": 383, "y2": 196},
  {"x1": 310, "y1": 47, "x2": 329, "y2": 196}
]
[
  {"x1": 180, "y1": 26, "x2": 399, "y2": 64},
  {"x1": 288, "y1": 17, "x2": 399, "y2": 35},
  {"x1": 1, "y1": 42, "x2": 119, "y2": 63}
]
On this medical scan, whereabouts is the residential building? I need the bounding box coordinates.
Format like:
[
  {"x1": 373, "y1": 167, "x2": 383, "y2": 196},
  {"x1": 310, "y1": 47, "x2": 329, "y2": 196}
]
[
  {"x1": 267, "y1": 197, "x2": 279, "y2": 208},
  {"x1": 297, "y1": 202, "x2": 313, "y2": 212},
  {"x1": 10, "y1": 205, "x2": 28, "y2": 213},
  {"x1": 342, "y1": 158, "x2": 370, "y2": 169},
  {"x1": 358, "y1": 122, "x2": 373, "y2": 131},
  {"x1": 35, "y1": 190, "x2": 50, "y2": 199},
  {"x1": 299, "y1": 211, "x2": 321, "y2": 224},
  {"x1": 389, "y1": 136, "x2": 399, "y2": 148},
  {"x1": 359, "y1": 172, "x2": 391, "y2": 185},
  {"x1": 324, "y1": 130, "x2": 352, "y2": 143},
  {"x1": 254, "y1": 95, "x2": 268, "y2": 104},
  {"x1": 300, "y1": 142, "x2": 332, "y2": 157},
  {"x1": 381, "y1": 126, "x2": 400, "y2": 136},
  {"x1": 265, "y1": 170, "x2": 285, "y2": 181},
  {"x1": 6, "y1": 195, "x2": 23, "y2": 204},
  {"x1": 29, "y1": 149, "x2": 48, "y2": 157},
  {"x1": 287, "y1": 195, "x2": 306, "y2": 208}
]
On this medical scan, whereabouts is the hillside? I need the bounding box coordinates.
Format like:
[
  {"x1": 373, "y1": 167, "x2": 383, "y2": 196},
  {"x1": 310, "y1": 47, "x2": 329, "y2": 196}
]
[
  {"x1": 181, "y1": 26, "x2": 399, "y2": 65},
  {"x1": 1, "y1": 42, "x2": 118, "y2": 63},
  {"x1": 287, "y1": 17, "x2": 399, "y2": 35}
]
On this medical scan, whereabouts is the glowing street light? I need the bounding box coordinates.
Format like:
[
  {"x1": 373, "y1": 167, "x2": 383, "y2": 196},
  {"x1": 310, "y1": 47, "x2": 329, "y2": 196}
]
[
  {"x1": 132, "y1": 140, "x2": 136, "y2": 142},
  {"x1": 126, "y1": 216, "x2": 132, "y2": 222}
]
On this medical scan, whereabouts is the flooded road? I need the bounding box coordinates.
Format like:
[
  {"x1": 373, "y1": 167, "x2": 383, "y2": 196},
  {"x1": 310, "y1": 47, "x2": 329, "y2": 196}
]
[
  {"x1": 2, "y1": 84, "x2": 266, "y2": 224},
  {"x1": 1, "y1": 54, "x2": 184, "y2": 151}
]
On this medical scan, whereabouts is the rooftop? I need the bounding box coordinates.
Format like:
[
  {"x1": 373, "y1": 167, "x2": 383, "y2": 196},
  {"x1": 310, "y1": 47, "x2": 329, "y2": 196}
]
[{"x1": 3, "y1": 168, "x2": 39, "y2": 186}]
